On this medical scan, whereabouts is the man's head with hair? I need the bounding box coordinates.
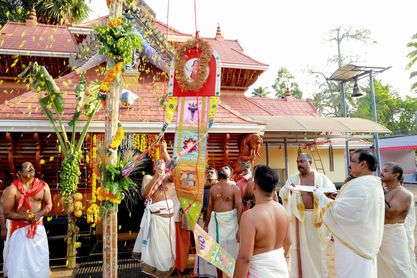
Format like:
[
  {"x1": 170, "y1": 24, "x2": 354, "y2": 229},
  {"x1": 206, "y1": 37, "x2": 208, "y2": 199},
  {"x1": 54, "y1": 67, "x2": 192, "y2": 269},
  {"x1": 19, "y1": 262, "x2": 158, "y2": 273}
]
[
  {"x1": 206, "y1": 166, "x2": 218, "y2": 181},
  {"x1": 349, "y1": 149, "x2": 377, "y2": 177},
  {"x1": 297, "y1": 153, "x2": 312, "y2": 175},
  {"x1": 218, "y1": 165, "x2": 233, "y2": 180},
  {"x1": 17, "y1": 161, "x2": 35, "y2": 180},
  {"x1": 253, "y1": 165, "x2": 279, "y2": 196},
  {"x1": 381, "y1": 162, "x2": 403, "y2": 183}
]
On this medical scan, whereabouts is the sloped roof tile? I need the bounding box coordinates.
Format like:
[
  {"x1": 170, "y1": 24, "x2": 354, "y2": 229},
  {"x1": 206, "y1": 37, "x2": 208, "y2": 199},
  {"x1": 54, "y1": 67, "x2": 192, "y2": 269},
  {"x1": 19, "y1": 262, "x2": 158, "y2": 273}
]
[{"x1": 0, "y1": 22, "x2": 77, "y2": 54}]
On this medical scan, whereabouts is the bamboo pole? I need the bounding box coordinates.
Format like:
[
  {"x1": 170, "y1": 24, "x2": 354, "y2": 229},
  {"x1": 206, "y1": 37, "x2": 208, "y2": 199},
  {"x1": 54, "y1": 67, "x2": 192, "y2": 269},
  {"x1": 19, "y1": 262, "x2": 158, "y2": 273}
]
[{"x1": 103, "y1": 1, "x2": 123, "y2": 277}]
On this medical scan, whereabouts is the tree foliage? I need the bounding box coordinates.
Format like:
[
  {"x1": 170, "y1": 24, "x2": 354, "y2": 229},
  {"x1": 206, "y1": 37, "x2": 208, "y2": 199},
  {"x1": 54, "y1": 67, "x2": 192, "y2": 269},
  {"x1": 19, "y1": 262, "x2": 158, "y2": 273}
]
[
  {"x1": 251, "y1": 86, "x2": 270, "y2": 98},
  {"x1": 271, "y1": 67, "x2": 303, "y2": 99},
  {"x1": 350, "y1": 79, "x2": 417, "y2": 135},
  {"x1": 406, "y1": 33, "x2": 417, "y2": 91},
  {"x1": 0, "y1": 0, "x2": 90, "y2": 25}
]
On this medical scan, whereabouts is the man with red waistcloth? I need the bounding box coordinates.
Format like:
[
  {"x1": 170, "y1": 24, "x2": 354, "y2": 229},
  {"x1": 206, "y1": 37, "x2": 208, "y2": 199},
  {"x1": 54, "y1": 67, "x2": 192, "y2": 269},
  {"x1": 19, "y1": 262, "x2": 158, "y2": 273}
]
[{"x1": 3, "y1": 162, "x2": 52, "y2": 278}]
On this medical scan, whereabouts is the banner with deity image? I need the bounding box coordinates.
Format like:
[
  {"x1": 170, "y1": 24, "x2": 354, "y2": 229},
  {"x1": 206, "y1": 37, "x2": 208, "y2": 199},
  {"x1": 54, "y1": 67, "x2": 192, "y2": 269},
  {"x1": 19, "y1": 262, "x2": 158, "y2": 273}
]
[{"x1": 173, "y1": 97, "x2": 209, "y2": 229}]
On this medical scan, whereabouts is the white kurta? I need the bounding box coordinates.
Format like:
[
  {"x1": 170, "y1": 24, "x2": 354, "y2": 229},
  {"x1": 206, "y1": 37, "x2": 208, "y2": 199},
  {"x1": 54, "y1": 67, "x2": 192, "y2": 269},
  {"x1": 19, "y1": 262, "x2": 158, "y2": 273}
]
[
  {"x1": 195, "y1": 209, "x2": 239, "y2": 277},
  {"x1": 314, "y1": 175, "x2": 385, "y2": 278},
  {"x1": 279, "y1": 170, "x2": 336, "y2": 278},
  {"x1": 249, "y1": 248, "x2": 289, "y2": 278},
  {"x1": 6, "y1": 224, "x2": 49, "y2": 278},
  {"x1": 133, "y1": 199, "x2": 176, "y2": 274}
]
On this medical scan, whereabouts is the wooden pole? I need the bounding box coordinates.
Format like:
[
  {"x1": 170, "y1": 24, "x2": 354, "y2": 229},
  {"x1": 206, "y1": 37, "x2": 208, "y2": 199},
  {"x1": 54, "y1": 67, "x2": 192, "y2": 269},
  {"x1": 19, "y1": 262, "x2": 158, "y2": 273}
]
[{"x1": 103, "y1": 1, "x2": 123, "y2": 277}]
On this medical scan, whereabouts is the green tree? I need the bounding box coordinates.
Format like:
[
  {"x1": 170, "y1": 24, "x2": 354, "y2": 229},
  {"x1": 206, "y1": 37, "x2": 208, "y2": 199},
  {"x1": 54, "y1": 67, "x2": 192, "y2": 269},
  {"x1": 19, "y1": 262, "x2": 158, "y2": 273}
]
[
  {"x1": 350, "y1": 79, "x2": 417, "y2": 135},
  {"x1": 271, "y1": 67, "x2": 303, "y2": 99},
  {"x1": 406, "y1": 33, "x2": 417, "y2": 91},
  {"x1": 252, "y1": 86, "x2": 270, "y2": 98},
  {"x1": 0, "y1": 0, "x2": 30, "y2": 25},
  {"x1": 0, "y1": 0, "x2": 90, "y2": 25}
]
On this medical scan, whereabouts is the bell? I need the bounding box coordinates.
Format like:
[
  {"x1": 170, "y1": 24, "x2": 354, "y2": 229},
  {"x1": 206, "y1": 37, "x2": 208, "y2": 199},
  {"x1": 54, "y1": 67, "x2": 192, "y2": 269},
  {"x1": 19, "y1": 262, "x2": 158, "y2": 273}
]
[
  {"x1": 351, "y1": 80, "x2": 363, "y2": 97},
  {"x1": 120, "y1": 89, "x2": 139, "y2": 107}
]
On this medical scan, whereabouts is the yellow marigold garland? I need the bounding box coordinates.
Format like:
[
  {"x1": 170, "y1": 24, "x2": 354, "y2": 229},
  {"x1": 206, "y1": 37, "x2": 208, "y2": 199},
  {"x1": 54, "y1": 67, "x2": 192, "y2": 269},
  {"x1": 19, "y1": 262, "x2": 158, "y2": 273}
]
[
  {"x1": 87, "y1": 135, "x2": 99, "y2": 225},
  {"x1": 100, "y1": 62, "x2": 124, "y2": 93},
  {"x1": 109, "y1": 122, "x2": 124, "y2": 150}
]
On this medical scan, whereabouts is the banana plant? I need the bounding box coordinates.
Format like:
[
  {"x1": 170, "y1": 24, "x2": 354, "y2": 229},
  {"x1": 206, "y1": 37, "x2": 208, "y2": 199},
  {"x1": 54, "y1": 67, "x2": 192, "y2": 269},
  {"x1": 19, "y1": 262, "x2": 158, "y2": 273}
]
[{"x1": 19, "y1": 62, "x2": 103, "y2": 269}]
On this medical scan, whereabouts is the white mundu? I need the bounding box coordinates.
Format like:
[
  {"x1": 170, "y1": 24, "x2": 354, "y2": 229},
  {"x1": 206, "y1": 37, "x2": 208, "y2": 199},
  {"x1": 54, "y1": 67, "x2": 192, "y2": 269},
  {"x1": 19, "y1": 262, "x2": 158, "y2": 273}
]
[
  {"x1": 249, "y1": 248, "x2": 289, "y2": 277},
  {"x1": 133, "y1": 199, "x2": 176, "y2": 275},
  {"x1": 279, "y1": 170, "x2": 336, "y2": 278},
  {"x1": 314, "y1": 175, "x2": 385, "y2": 278},
  {"x1": 6, "y1": 223, "x2": 49, "y2": 278},
  {"x1": 378, "y1": 194, "x2": 417, "y2": 278}
]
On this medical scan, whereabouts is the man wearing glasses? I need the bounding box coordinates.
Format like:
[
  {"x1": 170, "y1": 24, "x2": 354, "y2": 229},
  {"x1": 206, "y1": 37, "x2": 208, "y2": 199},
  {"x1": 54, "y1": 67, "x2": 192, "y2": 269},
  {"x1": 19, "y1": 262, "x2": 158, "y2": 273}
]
[{"x1": 313, "y1": 149, "x2": 385, "y2": 278}]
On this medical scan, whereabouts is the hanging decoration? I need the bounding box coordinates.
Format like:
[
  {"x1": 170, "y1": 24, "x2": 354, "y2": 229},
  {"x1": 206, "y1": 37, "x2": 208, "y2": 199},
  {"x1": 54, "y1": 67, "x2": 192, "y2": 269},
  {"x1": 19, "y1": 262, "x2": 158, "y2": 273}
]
[
  {"x1": 168, "y1": 37, "x2": 221, "y2": 229},
  {"x1": 87, "y1": 135, "x2": 100, "y2": 226}
]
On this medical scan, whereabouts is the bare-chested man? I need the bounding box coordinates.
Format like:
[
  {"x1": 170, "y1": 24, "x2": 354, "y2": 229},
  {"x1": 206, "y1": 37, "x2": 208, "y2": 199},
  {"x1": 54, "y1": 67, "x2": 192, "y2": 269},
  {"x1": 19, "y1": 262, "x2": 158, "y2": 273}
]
[
  {"x1": 133, "y1": 141, "x2": 177, "y2": 277},
  {"x1": 279, "y1": 153, "x2": 335, "y2": 278},
  {"x1": 201, "y1": 165, "x2": 242, "y2": 277},
  {"x1": 2, "y1": 161, "x2": 52, "y2": 277},
  {"x1": 234, "y1": 165, "x2": 290, "y2": 277},
  {"x1": 378, "y1": 162, "x2": 417, "y2": 278}
]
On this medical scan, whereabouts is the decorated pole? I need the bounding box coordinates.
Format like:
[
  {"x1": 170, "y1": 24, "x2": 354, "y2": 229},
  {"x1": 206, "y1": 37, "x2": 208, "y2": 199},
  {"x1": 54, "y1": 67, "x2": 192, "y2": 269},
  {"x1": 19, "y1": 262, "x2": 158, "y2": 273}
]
[{"x1": 103, "y1": 1, "x2": 123, "y2": 277}]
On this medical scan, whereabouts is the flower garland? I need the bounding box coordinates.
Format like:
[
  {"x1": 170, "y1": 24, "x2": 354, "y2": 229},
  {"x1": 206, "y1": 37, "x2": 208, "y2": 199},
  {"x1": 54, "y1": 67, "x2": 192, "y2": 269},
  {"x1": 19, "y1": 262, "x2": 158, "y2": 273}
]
[
  {"x1": 109, "y1": 122, "x2": 125, "y2": 150},
  {"x1": 87, "y1": 135, "x2": 99, "y2": 225},
  {"x1": 175, "y1": 38, "x2": 212, "y2": 92}
]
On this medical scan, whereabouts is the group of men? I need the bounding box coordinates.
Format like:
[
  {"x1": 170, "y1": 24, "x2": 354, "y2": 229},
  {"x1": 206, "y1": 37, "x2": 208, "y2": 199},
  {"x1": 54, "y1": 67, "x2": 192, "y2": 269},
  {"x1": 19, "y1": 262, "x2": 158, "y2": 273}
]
[
  {"x1": 279, "y1": 150, "x2": 417, "y2": 278},
  {"x1": 1, "y1": 147, "x2": 416, "y2": 278}
]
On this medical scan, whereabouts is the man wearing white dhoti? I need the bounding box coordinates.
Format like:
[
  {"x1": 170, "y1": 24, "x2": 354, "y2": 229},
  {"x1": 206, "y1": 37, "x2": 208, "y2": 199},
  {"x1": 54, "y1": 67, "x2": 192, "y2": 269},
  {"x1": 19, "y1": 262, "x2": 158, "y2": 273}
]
[
  {"x1": 197, "y1": 165, "x2": 242, "y2": 277},
  {"x1": 378, "y1": 163, "x2": 416, "y2": 278},
  {"x1": 279, "y1": 153, "x2": 336, "y2": 278},
  {"x1": 234, "y1": 165, "x2": 290, "y2": 278},
  {"x1": 313, "y1": 150, "x2": 385, "y2": 278},
  {"x1": 133, "y1": 153, "x2": 177, "y2": 277},
  {"x1": 2, "y1": 162, "x2": 52, "y2": 278}
]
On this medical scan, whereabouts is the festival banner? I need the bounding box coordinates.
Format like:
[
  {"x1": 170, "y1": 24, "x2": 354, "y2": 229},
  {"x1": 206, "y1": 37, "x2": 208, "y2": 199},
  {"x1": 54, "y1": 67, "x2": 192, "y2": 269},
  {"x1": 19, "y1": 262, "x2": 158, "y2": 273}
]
[
  {"x1": 194, "y1": 224, "x2": 235, "y2": 277},
  {"x1": 173, "y1": 97, "x2": 209, "y2": 228},
  {"x1": 169, "y1": 39, "x2": 221, "y2": 229}
]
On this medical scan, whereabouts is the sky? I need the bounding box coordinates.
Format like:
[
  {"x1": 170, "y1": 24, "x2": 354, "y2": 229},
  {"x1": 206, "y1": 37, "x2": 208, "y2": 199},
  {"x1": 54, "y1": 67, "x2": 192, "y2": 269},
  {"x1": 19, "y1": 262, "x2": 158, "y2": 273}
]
[{"x1": 89, "y1": 0, "x2": 417, "y2": 98}]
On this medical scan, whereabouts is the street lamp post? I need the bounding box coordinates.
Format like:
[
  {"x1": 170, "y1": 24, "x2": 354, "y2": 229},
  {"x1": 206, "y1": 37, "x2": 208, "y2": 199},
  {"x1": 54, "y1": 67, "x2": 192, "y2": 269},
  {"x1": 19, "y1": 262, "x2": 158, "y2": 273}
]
[{"x1": 369, "y1": 70, "x2": 381, "y2": 175}]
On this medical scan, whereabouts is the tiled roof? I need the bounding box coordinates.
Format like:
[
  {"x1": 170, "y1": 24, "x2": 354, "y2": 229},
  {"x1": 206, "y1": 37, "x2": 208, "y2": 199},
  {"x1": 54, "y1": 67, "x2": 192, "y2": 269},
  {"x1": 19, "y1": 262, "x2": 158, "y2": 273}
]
[
  {"x1": 0, "y1": 21, "x2": 77, "y2": 54},
  {"x1": 221, "y1": 96, "x2": 318, "y2": 117},
  {"x1": 0, "y1": 70, "x2": 261, "y2": 126}
]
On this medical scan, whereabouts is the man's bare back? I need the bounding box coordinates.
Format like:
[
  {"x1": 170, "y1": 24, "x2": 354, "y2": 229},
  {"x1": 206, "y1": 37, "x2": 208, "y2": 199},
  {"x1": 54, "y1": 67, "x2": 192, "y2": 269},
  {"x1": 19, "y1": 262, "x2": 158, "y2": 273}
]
[
  {"x1": 245, "y1": 200, "x2": 290, "y2": 255},
  {"x1": 234, "y1": 165, "x2": 289, "y2": 278}
]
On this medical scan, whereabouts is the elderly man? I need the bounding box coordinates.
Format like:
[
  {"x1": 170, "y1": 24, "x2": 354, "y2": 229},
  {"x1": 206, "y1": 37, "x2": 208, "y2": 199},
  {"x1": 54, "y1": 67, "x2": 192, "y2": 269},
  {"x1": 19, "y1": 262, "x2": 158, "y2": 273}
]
[
  {"x1": 279, "y1": 153, "x2": 336, "y2": 278},
  {"x1": 378, "y1": 162, "x2": 417, "y2": 278},
  {"x1": 313, "y1": 150, "x2": 385, "y2": 278},
  {"x1": 198, "y1": 165, "x2": 242, "y2": 277},
  {"x1": 3, "y1": 162, "x2": 52, "y2": 278}
]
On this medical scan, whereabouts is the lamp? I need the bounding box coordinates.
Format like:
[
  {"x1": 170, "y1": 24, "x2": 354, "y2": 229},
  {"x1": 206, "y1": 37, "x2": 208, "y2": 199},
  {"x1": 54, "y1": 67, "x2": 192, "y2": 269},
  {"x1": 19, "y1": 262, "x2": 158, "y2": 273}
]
[{"x1": 351, "y1": 78, "x2": 363, "y2": 97}]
